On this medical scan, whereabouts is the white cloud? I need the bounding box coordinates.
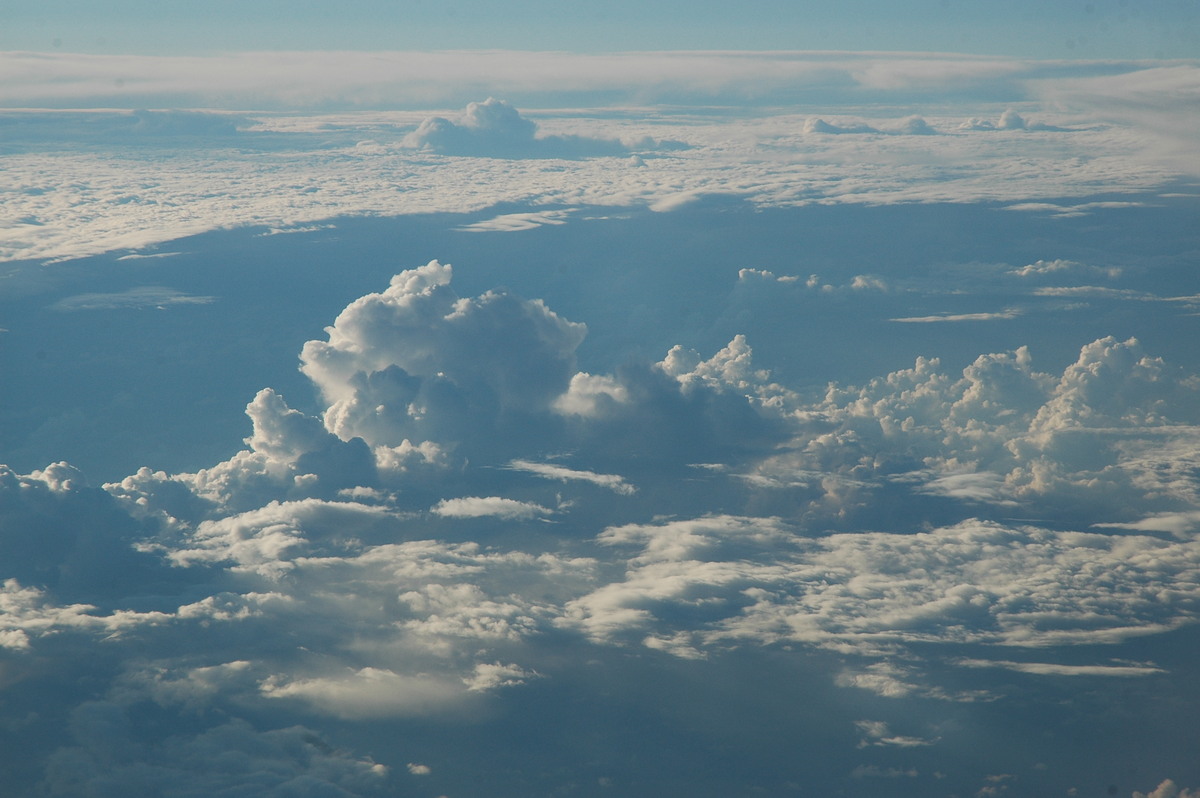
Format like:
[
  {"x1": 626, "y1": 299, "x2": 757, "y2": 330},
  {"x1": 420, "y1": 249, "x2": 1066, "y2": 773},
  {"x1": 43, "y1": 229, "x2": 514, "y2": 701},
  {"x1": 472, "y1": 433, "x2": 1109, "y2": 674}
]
[
  {"x1": 0, "y1": 51, "x2": 1100, "y2": 111},
  {"x1": 432, "y1": 496, "x2": 554, "y2": 519},
  {"x1": 1134, "y1": 781, "x2": 1200, "y2": 798},
  {"x1": 457, "y1": 209, "x2": 575, "y2": 232},
  {"x1": 1093, "y1": 511, "x2": 1200, "y2": 537},
  {"x1": 854, "y1": 720, "x2": 935, "y2": 747},
  {"x1": 890, "y1": 309, "x2": 1022, "y2": 323},
  {"x1": 955, "y1": 658, "x2": 1166, "y2": 677},
  {"x1": 507, "y1": 459, "x2": 637, "y2": 495},
  {"x1": 300, "y1": 260, "x2": 586, "y2": 459},
  {"x1": 261, "y1": 667, "x2": 470, "y2": 719},
  {"x1": 562, "y1": 516, "x2": 1200, "y2": 654},
  {"x1": 404, "y1": 98, "x2": 643, "y2": 158}
]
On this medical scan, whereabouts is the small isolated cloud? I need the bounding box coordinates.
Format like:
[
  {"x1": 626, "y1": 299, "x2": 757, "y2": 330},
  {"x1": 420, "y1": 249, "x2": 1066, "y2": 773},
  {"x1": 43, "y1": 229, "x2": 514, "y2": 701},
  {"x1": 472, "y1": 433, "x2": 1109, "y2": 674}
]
[
  {"x1": 507, "y1": 459, "x2": 636, "y2": 495},
  {"x1": 432, "y1": 496, "x2": 554, "y2": 520},
  {"x1": 1008, "y1": 258, "x2": 1120, "y2": 279},
  {"x1": 854, "y1": 720, "x2": 935, "y2": 748},
  {"x1": 51, "y1": 286, "x2": 216, "y2": 311},
  {"x1": 464, "y1": 662, "x2": 536, "y2": 692},
  {"x1": 404, "y1": 98, "x2": 655, "y2": 158},
  {"x1": 261, "y1": 667, "x2": 469, "y2": 719},
  {"x1": 407, "y1": 763, "x2": 432, "y2": 776},
  {"x1": 115, "y1": 251, "x2": 183, "y2": 261},
  {"x1": 891, "y1": 309, "x2": 1022, "y2": 323},
  {"x1": 1093, "y1": 511, "x2": 1200, "y2": 538},
  {"x1": 457, "y1": 209, "x2": 575, "y2": 232},
  {"x1": 915, "y1": 471, "x2": 1016, "y2": 504},
  {"x1": 955, "y1": 658, "x2": 1166, "y2": 677},
  {"x1": 804, "y1": 117, "x2": 878, "y2": 135},
  {"x1": 851, "y1": 764, "x2": 921, "y2": 779}
]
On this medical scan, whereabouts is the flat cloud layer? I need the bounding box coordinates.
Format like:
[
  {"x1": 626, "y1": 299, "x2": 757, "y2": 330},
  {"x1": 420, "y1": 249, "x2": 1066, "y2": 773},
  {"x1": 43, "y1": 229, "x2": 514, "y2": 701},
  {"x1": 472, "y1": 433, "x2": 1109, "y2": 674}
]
[{"x1": 2, "y1": 53, "x2": 1197, "y2": 264}]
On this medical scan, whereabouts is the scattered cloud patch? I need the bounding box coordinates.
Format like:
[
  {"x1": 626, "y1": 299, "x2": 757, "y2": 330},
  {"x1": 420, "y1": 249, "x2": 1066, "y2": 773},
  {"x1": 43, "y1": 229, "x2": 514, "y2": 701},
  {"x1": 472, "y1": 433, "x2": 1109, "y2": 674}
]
[
  {"x1": 955, "y1": 659, "x2": 1166, "y2": 677},
  {"x1": 457, "y1": 209, "x2": 575, "y2": 232},
  {"x1": 891, "y1": 309, "x2": 1022, "y2": 322},
  {"x1": 404, "y1": 98, "x2": 648, "y2": 158},
  {"x1": 432, "y1": 496, "x2": 554, "y2": 520},
  {"x1": 51, "y1": 286, "x2": 216, "y2": 311},
  {"x1": 507, "y1": 459, "x2": 637, "y2": 495}
]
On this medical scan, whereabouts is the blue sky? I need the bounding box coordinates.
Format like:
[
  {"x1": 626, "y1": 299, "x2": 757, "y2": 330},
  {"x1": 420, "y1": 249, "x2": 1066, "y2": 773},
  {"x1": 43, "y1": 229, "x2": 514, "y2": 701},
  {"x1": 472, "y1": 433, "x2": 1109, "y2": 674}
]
[{"x1": 5, "y1": 0, "x2": 1198, "y2": 58}]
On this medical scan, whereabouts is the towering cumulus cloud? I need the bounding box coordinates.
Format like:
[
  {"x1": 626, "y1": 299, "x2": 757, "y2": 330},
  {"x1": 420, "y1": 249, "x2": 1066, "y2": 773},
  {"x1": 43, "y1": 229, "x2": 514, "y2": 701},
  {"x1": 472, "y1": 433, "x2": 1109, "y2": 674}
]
[{"x1": 403, "y1": 97, "x2": 651, "y2": 157}]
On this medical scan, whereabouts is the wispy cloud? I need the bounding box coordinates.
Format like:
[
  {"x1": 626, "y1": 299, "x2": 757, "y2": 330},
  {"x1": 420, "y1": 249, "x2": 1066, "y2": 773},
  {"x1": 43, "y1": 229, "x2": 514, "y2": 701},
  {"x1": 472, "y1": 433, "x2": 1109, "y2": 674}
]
[
  {"x1": 890, "y1": 309, "x2": 1022, "y2": 323},
  {"x1": 51, "y1": 286, "x2": 215, "y2": 311},
  {"x1": 507, "y1": 459, "x2": 636, "y2": 494}
]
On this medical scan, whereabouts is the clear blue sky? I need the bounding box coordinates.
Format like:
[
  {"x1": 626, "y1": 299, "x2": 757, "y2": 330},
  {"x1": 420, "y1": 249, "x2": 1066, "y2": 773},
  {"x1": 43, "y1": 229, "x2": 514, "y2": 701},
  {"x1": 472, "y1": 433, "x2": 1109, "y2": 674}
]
[{"x1": 4, "y1": 0, "x2": 1197, "y2": 58}]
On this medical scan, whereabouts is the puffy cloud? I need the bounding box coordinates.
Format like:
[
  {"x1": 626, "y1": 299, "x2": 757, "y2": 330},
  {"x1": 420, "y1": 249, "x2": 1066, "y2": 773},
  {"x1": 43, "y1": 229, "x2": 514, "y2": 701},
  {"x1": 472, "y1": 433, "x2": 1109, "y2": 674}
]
[
  {"x1": 431, "y1": 496, "x2": 555, "y2": 519},
  {"x1": 561, "y1": 516, "x2": 1200, "y2": 656},
  {"x1": 1135, "y1": 781, "x2": 1200, "y2": 798},
  {"x1": 300, "y1": 260, "x2": 585, "y2": 461},
  {"x1": 803, "y1": 117, "x2": 878, "y2": 135},
  {"x1": 958, "y1": 109, "x2": 1059, "y2": 131},
  {"x1": 403, "y1": 98, "x2": 643, "y2": 158},
  {"x1": 0, "y1": 463, "x2": 183, "y2": 602}
]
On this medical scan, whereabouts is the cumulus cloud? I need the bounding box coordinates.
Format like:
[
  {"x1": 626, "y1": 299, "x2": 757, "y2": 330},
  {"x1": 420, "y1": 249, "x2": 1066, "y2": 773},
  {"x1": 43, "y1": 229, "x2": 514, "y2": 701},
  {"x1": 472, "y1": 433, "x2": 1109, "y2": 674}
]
[
  {"x1": 1135, "y1": 781, "x2": 1200, "y2": 798},
  {"x1": 958, "y1": 108, "x2": 1060, "y2": 131},
  {"x1": 431, "y1": 496, "x2": 555, "y2": 519},
  {"x1": 803, "y1": 117, "x2": 878, "y2": 135},
  {"x1": 561, "y1": 516, "x2": 1200, "y2": 656},
  {"x1": 299, "y1": 260, "x2": 586, "y2": 463},
  {"x1": 403, "y1": 98, "x2": 647, "y2": 158}
]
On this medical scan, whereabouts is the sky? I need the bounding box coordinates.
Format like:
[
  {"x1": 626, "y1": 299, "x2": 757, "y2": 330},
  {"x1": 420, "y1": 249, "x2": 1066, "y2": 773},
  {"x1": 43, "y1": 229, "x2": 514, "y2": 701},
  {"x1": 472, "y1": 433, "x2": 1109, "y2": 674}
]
[
  {"x1": 2, "y1": 3, "x2": 1200, "y2": 798},
  {"x1": 4, "y1": 0, "x2": 1199, "y2": 58}
]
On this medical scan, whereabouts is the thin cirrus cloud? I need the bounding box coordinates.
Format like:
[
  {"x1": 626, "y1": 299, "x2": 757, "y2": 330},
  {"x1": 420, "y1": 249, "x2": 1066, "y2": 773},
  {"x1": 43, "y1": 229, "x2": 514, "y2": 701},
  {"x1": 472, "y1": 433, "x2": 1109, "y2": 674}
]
[{"x1": 0, "y1": 50, "x2": 1186, "y2": 110}]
